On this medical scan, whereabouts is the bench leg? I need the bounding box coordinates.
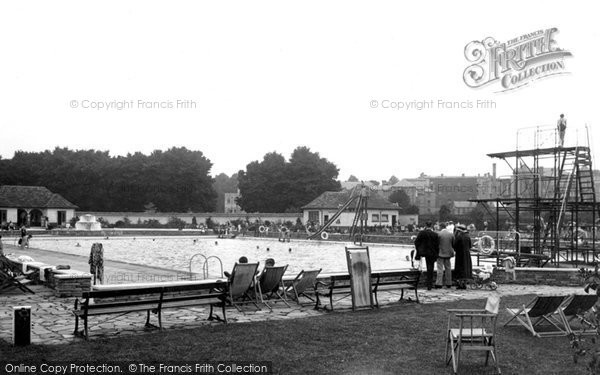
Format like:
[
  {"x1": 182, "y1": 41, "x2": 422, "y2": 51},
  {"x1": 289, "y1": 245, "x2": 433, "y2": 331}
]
[
  {"x1": 208, "y1": 302, "x2": 227, "y2": 324},
  {"x1": 84, "y1": 317, "x2": 89, "y2": 340},
  {"x1": 414, "y1": 288, "x2": 419, "y2": 303},
  {"x1": 74, "y1": 315, "x2": 79, "y2": 335}
]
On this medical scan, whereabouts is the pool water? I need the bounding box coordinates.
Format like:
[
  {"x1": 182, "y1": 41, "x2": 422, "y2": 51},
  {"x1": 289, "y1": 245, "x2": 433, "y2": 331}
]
[{"x1": 29, "y1": 236, "x2": 415, "y2": 277}]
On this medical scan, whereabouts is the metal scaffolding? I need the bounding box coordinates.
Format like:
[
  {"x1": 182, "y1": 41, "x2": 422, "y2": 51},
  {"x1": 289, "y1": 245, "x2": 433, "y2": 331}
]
[{"x1": 471, "y1": 125, "x2": 599, "y2": 267}]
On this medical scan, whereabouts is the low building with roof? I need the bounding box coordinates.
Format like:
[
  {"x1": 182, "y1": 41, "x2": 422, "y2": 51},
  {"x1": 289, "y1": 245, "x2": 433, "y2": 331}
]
[
  {"x1": 0, "y1": 185, "x2": 78, "y2": 228},
  {"x1": 302, "y1": 190, "x2": 417, "y2": 228}
]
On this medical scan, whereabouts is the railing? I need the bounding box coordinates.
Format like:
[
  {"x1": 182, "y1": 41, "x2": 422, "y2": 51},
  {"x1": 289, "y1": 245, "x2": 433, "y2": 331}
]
[{"x1": 189, "y1": 253, "x2": 224, "y2": 280}]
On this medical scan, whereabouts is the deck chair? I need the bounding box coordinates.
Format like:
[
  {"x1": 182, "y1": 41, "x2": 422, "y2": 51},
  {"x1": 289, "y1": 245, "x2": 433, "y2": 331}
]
[
  {"x1": 226, "y1": 262, "x2": 260, "y2": 312},
  {"x1": 555, "y1": 294, "x2": 599, "y2": 335},
  {"x1": 285, "y1": 269, "x2": 322, "y2": 306},
  {"x1": 445, "y1": 295, "x2": 501, "y2": 375},
  {"x1": 0, "y1": 255, "x2": 36, "y2": 278},
  {"x1": 504, "y1": 295, "x2": 566, "y2": 337},
  {"x1": 345, "y1": 246, "x2": 374, "y2": 310},
  {"x1": 255, "y1": 265, "x2": 290, "y2": 310},
  {"x1": 0, "y1": 268, "x2": 35, "y2": 294}
]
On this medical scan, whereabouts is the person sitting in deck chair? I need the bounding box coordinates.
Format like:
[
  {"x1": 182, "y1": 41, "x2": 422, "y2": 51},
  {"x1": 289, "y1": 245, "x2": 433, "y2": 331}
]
[
  {"x1": 224, "y1": 256, "x2": 248, "y2": 279},
  {"x1": 257, "y1": 258, "x2": 275, "y2": 278}
]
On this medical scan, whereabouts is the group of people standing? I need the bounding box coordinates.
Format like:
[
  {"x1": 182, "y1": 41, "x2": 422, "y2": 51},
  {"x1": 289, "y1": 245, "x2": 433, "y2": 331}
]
[{"x1": 413, "y1": 221, "x2": 472, "y2": 290}]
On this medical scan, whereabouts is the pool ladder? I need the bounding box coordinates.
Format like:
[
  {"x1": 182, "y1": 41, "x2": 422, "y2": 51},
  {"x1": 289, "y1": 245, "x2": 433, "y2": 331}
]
[{"x1": 189, "y1": 253, "x2": 224, "y2": 280}]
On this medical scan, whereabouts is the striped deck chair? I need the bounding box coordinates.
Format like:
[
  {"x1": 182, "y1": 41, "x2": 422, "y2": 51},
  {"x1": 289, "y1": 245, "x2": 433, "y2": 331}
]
[
  {"x1": 256, "y1": 265, "x2": 290, "y2": 310},
  {"x1": 227, "y1": 262, "x2": 260, "y2": 312},
  {"x1": 504, "y1": 295, "x2": 566, "y2": 337},
  {"x1": 285, "y1": 269, "x2": 322, "y2": 306},
  {"x1": 555, "y1": 294, "x2": 599, "y2": 336}
]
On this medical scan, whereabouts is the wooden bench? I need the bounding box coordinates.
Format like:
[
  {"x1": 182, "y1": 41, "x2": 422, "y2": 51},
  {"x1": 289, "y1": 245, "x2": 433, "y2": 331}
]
[
  {"x1": 315, "y1": 270, "x2": 421, "y2": 311},
  {"x1": 73, "y1": 280, "x2": 228, "y2": 339},
  {"x1": 314, "y1": 273, "x2": 353, "y2": 311},
  {"x1": 372, "y1": 270, "x2": 420, "y2": 306}
]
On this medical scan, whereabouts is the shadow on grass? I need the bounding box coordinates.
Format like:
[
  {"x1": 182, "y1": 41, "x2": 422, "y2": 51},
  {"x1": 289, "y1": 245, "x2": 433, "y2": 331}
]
[{"x1": 0, "y1": 294, "x2": 591, "y2": 374}]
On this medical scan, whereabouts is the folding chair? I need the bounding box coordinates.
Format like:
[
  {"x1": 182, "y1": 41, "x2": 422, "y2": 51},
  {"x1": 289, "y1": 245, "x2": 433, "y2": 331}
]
[
  {"x1": 255, "y1": 265, "x2": 290, "y2": 310},
  {"x1": 504, "y1": 295, "x2": 566, "y2": 337},
  {"x1": 445, "y1": 295, "x2": 501, "y2": 375},
  {"x1": 0, "y1": 268, "x2": 35, "y2": 294},
  {"x1": 345, "y1": 246, "x2": 374, "y2": 310},
  {"x1": 0, "y1": 255, "x2": 36, "y2": 278},
  {"x1": 226, "y1": 262, "x2": 260, "y2": 312},
  {"x1": 285, "y1": 269, "x2": 322, "y2": 306},
  {"x1": 555, "y1": 294, "x2": 599, "y2": 335}
]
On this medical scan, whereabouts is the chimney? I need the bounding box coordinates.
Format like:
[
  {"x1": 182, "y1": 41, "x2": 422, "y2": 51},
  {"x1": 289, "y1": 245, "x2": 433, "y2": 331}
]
[{"x1": 492, "y1": 163, "x2": 497, "y2": 179}]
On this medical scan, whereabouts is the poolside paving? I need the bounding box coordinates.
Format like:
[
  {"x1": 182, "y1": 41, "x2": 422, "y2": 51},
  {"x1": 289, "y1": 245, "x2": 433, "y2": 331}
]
[
  {"x1": 0, "y1": 243, "x2": 587, "y2": 345},
  {"x1": 0, "y1": 278, "x2": 584, "y2": 346}
]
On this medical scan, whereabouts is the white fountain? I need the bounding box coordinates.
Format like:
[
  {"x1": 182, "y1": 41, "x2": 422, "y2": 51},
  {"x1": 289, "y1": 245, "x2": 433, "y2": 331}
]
[{"x1": 75, "y1": 214, "x2": 102, "y2": 231}]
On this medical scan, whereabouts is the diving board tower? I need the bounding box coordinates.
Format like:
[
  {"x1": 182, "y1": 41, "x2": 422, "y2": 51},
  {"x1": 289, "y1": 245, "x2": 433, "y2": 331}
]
[
  {"x1": 307, "y1": 184, "x2": 369, "y2": 244},
  {"x1": 471, "y1": 123, "x2": 599, "y2": 267}
]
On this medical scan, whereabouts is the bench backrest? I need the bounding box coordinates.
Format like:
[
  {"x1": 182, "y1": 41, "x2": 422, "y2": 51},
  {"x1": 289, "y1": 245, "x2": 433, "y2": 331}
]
[
  {"x1": 81, "y1": 281, "x2": 227, "y2": 301},
  {"x1": 376, "y1": 270, "x2": 421, "y2": 284}
]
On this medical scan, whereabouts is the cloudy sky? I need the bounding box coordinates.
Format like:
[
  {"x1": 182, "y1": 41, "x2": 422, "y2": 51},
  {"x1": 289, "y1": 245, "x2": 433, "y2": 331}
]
[{"x1": 1, "y1": 1, "x2": 598, "y2": 181}]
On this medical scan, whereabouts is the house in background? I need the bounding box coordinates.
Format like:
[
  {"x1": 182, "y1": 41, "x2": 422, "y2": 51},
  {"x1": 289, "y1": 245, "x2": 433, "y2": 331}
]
[
  {"x1": 302, "y1": 190, "x2": 416, "y2": 229},
  {"x1": 223, "y1": 191, "x2": 244, "y2": 214},
  {"x1": 0, "y1": 185, "x2": 78, "y2": 228}
]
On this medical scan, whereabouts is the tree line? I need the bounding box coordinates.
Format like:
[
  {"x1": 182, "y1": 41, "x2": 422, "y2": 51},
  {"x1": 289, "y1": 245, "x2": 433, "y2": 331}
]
[
  {"x1": 0, "y1": 146, "x2": 343, "y2": 214},
  {"x1": 0, "y1": 147, "x2": 216, "y2": 212}
]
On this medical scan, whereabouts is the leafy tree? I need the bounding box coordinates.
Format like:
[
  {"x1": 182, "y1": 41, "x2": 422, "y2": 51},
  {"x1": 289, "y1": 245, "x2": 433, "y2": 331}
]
[
  {"x1": 285, "y1": 147, "x2": 341, "y2": 212},
  {"x1": 389, "y1": 190, "x2": 411, "y2": 208},
  {"x1": 466, "y1": 205, "x2": 486, "y2": 230},
  {"x1": 348, "y1": 175, "x2": 359, "y2": 182},
  {"x1": 167, "y1": 216, "x2": 187, "y2": 229},
  {"x1": 205, "y1": 217, "x2": 215, "y2": 229},
  {"x1": 388, "y1": 175, "x2": 400, "y2": 185},
  {"x1": 237, "y1": 147, "x2": 341, "y2": 213},
  {"x1": 237, "y1": 152, "x2": 288, "y2": 212},
  {"x1": 439, "y1": 205, "x2": 452, "y2": 222},
  {"x1": 0, "y1": 147, "x2": 217, "y2": 212},
  {"x1": 403, "y1": 205, "x2": 420, "y2": 215},
  {"x1": 369, "y1": 180, "x2": 380, "y2": 186},
  {"x1": 388, "y1": 190, "x2": 419, "y2": 214}
]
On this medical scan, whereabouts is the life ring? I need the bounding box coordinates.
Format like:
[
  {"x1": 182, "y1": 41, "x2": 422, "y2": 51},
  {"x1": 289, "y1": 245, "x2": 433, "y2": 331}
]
[
  {"x1": 478, "y1": 235, "x2": 495, "y2": 255},
  {"x1": 258, "y1": 225, "x2": 266, "y2": 233},
  {"x1": 321, "y1": 232, "x2": 329, "y2": 240}
]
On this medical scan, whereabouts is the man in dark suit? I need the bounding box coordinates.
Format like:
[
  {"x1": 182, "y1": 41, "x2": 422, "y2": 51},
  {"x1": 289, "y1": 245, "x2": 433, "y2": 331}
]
[{"x1": 414, "y1": 221, "x2": 439, "y2": 290}]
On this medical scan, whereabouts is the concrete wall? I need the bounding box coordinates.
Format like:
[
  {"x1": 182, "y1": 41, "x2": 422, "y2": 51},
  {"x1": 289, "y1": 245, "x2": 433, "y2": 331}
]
[{"x1": 78, "y1": 212, "x2": 302, "y2": 226}]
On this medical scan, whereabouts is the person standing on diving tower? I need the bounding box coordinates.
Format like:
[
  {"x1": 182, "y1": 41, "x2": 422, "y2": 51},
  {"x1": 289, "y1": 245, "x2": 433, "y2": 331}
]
[{"x1": 557, "y1": 113, "x2": 567, "y2": 147}]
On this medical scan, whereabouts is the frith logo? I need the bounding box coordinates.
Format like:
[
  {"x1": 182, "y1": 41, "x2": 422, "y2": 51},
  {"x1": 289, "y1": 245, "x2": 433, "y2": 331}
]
[{"x1": 463, "y1": 28, "x2": 572, "y2": 92}]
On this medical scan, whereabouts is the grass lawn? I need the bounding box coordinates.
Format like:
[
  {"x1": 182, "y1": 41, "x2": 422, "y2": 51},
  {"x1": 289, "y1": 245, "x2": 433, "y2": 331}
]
[{"x1": 0, "y1": 294, "x2": 592, "y2": 374}]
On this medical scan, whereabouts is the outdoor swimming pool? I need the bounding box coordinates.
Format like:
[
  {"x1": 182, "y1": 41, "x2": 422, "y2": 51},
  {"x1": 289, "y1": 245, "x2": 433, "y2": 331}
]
[{"x1": 29, "y1": 236, "x2": 415, "y2": 277}]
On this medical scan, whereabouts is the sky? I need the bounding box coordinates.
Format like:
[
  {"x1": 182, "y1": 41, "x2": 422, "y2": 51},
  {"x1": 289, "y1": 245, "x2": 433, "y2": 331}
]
[{"x1": 1, "y1": 1, "x2": 599, "y2": 182}]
